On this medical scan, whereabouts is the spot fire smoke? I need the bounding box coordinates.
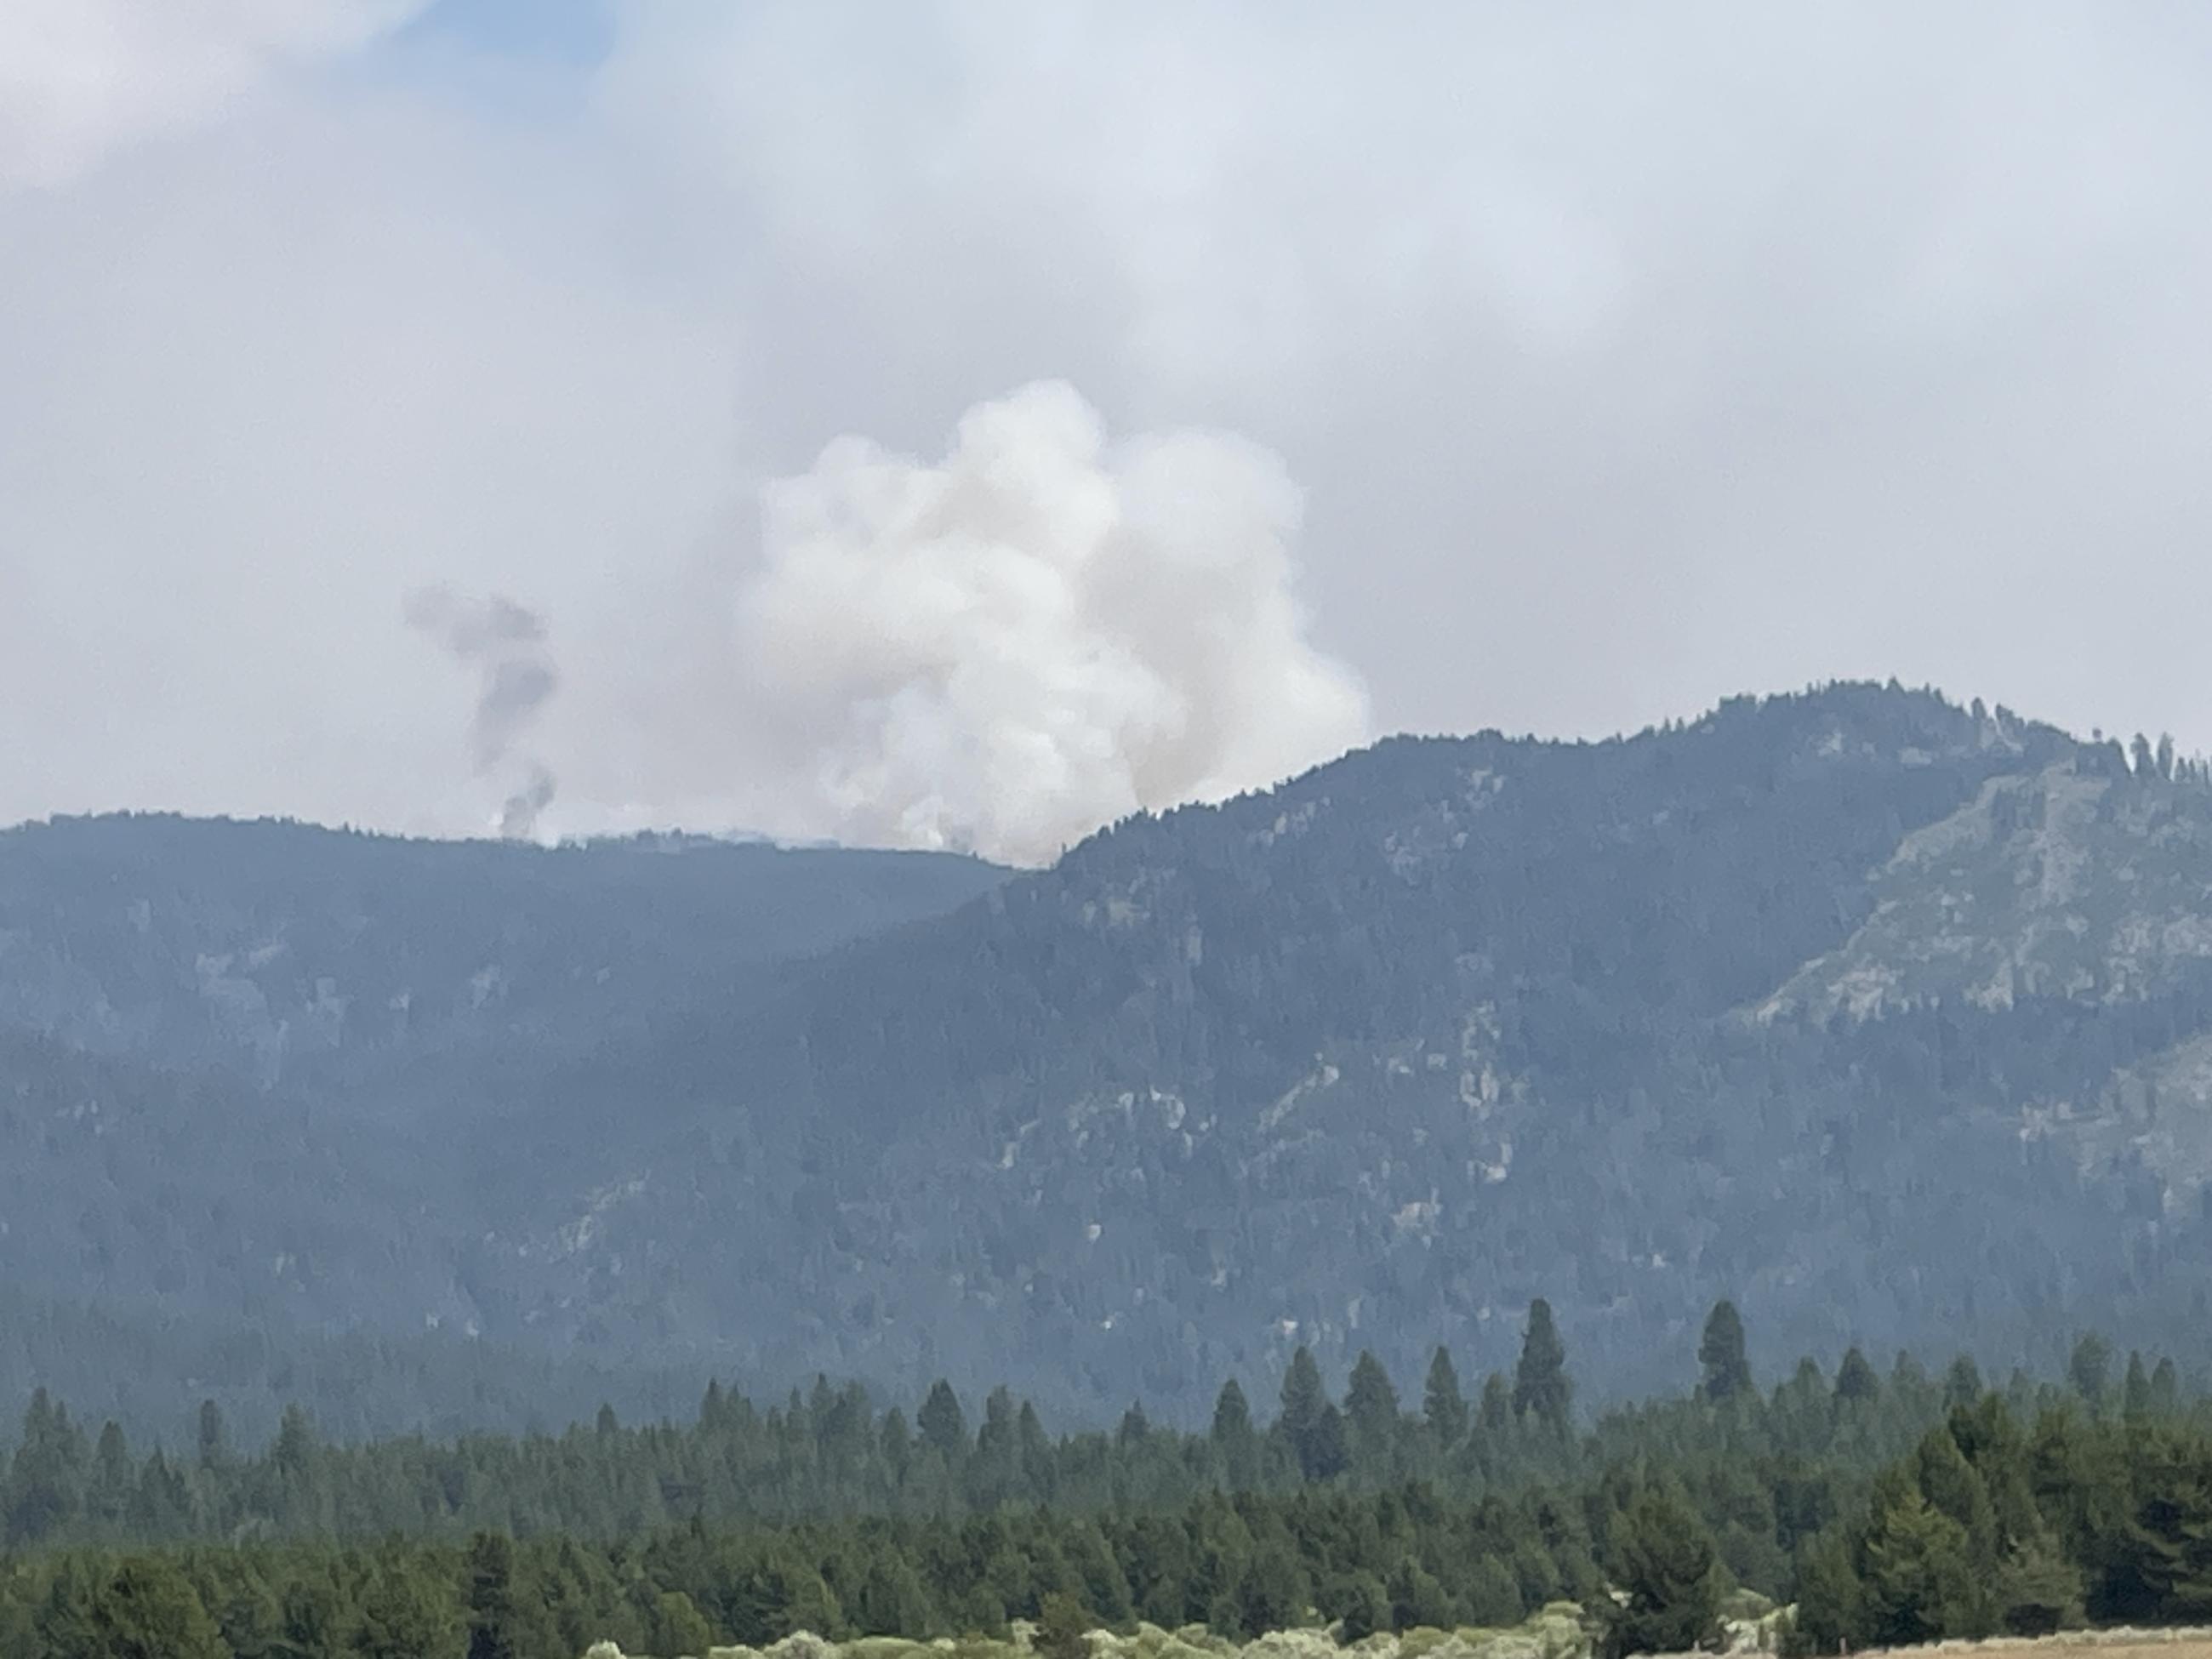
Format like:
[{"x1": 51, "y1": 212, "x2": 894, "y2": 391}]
[
  {"x1": 403, "y1": 585, "x2": 559, "y2": 841},
  {"x1": 738, "y1": 381, "x2": 1369, "y2": 866}
]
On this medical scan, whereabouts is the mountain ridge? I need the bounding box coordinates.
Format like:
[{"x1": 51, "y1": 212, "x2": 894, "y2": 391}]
[{"x1": 6, "y1": 684, "x2": 2212, "y2": 1434}]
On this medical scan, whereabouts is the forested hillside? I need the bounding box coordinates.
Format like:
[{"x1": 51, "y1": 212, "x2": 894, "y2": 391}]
[
  {"x1": 0, "y1": 821, "x2": 1004, "y2": 1435},
  {"x1": 0, "y1": 815, "x2": 1006, "y2": 1082},
  {"x1": 468, "y1": 684, "x2": 2212, "y2": 1414},
  {"x1": 0, "y1": 1311, "x2": 2205, "y2": 1659},
  {"x1": 13, "y1": 687, "x2": 2212, "y2": 1429}
]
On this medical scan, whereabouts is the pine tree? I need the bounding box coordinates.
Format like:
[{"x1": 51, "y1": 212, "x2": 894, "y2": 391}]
[
  {"x1": 5, "y1": 1388, "x2": 85, "y2": 1546},
  {"x1": 2068, "y1": 1333, "x2": 2113, "y2": 1411},
  {"x1": 1307, "y1": 1403, "x2": 1350, "y2": 1482},
  {"x1": 89, "y1": 1421, "x2": 133, "y2": 1531},
  {"x1": 917, "y1": 1380, "x2": 968, "y2": 1459},
  {"x1": 1018, "y1": 1401, "x2": 1055, "y2": 1502},
  {"x1": 1478, "y1": 1372, "x2": 1513, "y2": 1436},
  {"x1": 465, "y1": 1531, "x2": 522, "y2": 1659},
  {"x1": 878, "y1": 1406, "x2": 913, "y2": 1475},
  {"x1": 1514, "y1": 1300, "x2": 1571, "y2": 1428},
  {"x1": 196, "y1": 1400, "x2": 227, "y2": 1471},
  {"x1": 1386, "y1": 1555, "x2": 1455, "y2": 1632},
  {"x1": 356, "y1": 1559, "x2": 463, "y2": 1659},
  {"x1": 1995, "y1": 1523, "x2": 2084, "y2": 1637},
  {"x1": 2152, "y1": 1357, "x2": 2181, "y2": 1415},
  {"x1": 1942, "y1": 1354, "x2": 1984, "y2": 1412},
  {"x1": 1210, "y1": 1380, "x2": 1261, "y2": 1487},
  {"x1": 1326, "y1": 1572, "x2": 1389, "y2": 1641},
  {"x1": 1697, "y1": 1300, "x2": 1753, "y2": 1403},
  {"x1": 2124, "y1": 1351, "x2": 2152, "y2": 1421},
  {"x1": 1035, "y1": 1589, "x2": 1092, "y2": 1659},
  {"x1": 87, "y1": 1558, "x2": 229, "y2": 1659},
  {"x1": 1834, "y1": 1347, "x2": 1881, "y2": 1406},
  {"x1": 1786, "y1": 1531, "x2": 1865, "y2": 1656},
  {"x1": 1599, "y1": 1485, "x2": 1723, "y2": 1658},
  {"x1": 1861, "y1": 1486, "x2": 1981, "y2": 1646},
  {"x1": 1423, "y1": 1347, "x2": 1470, "y2": 1448},
  {"x1": 648, "y1": 1590, "x2": 717, "y2": 1658},
  {"x1": 1344, "y1": 1350, "x2": 1401, "y2": 1472},
  {"x1": 1277, "y1": 1347, "x2": 1332, "y2": 1479}
]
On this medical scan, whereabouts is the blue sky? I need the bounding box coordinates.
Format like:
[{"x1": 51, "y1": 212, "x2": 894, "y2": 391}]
[{"x1": 394, "y1": 0, "x2": 618, "y2": 66}]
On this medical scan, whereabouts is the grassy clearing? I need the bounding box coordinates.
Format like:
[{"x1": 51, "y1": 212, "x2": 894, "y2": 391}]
[
  {"x1": 581, "y1": 1603, "x2": 1596, "y2": 1659},
  {"x1": 579, "y1": 1616, "x2": 2212, "y2": 1659},
  {"x1": 1851, "y1": 1636, "x2": 2212, "y2": 1659}
]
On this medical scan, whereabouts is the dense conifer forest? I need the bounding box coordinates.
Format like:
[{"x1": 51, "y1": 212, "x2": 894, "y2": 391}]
[{"x1": 7, "y1": 1305, "x2": 2212, "y2": 1658}]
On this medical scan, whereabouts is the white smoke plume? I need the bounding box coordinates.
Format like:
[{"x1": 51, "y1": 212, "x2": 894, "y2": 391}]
[
  {"x1": 403, "y1": 585, "x2": 560, "y2": 841},
  {"x1": 738, "y1": 381, "x2": 1370, "y2": 866}
]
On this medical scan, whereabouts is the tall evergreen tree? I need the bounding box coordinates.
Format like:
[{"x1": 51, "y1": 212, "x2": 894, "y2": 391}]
[
  {"x1": 2124, "y1": 1351, "x2": 2152, "y2": 1421},
  {"x1": 1277, "y1": 1348, "x2": 1331, "y2": 1478},
  {"x1": 195, "y1": 1400, "x2": 227, "y2": 1472},
  {"x1": 2152, "y1": 1357, "x2": 2181, "y2": 1415},
  {"x1": 2067, "y1": 1334, "x2": 2113, "y2": 1411},
  {"x1": 5, "y1": 1388, "x2": 83, "y2": 1546},
  {"x1": 1478, "y1": 1372, "x2": 1514, "y2": 1436},
  {"x1": 88, "y1": 1422, "x2": 132, "y2": 1531},
  {"x1": 1942, "y1": 1354, "x2": 1985, "y2": 1412},
  {"x1": 1834, "y1": 1347, "x2": 1881, "y2": 1405},
  {"x1": 1306, "y1": 1404, "x2": 1350, "y2": 1483},
  {"x1": 1210, "y1": 1380, "x2": 1261, "y2": 1486},
  {"x1": 917, "y1": 1381, "x2": 968, "y2": 1459},
  {"x1": 1422, "y1": 1347, "x2": 1469, "y2": 1448},
  {"x1": 1697, "y1": 1300, "x2": 1753, "y2": 1403},
  {"x1": 1514, "y1": 1299, "x2": 1572, "y2": 1428},
  {"x1": 1344, "y1": 1351, "x2": 1401, "y2": 1468}
]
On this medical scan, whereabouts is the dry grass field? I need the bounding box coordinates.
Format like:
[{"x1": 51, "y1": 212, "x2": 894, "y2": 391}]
[{"x1": 1854, "y1": 1635, "x2": 2212, "y2": 1659}]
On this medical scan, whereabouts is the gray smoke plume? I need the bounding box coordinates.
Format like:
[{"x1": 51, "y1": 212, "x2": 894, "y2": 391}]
[
  {"x1": 497, "y1": 763, "x2": 557, "y2": 841},
  {"x1": 404, "y1": 584, "x2": 561, "y2": 841}
]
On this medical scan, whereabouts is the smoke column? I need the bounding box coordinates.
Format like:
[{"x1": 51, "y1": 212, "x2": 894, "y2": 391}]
[
  {"x1": 403, "y1": 585, "x2": 561, "y2": 841},
  {"x1": 737, "y1": 381, "x2": 1369, "y2": 865}
]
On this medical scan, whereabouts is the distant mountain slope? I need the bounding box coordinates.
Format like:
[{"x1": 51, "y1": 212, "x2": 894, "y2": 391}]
[
  {"x1": 0, "y1": 817, "x2": 1008, "y2": 1434},
  {"x1": 13, "y1": 689, "x2": 2212, "y2": 1432},
  {"x1": 0, "y1": 814, "x2": 1006, "y2": 1083},
  {"x1": 738, "y1": 683, "x2": 2075, "y2": 1124},
  {"x1": 464, "y1": 685, "x2": 2211, "y2": 1412}
]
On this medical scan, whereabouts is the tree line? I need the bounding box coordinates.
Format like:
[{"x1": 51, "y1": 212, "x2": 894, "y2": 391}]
[
  {"x1": 0, "y1": 1300, "x2": 1947, "y2": 1548},
  {"x1": 0, "y1": 1303, "x2": 2203, "y2": 1658}
]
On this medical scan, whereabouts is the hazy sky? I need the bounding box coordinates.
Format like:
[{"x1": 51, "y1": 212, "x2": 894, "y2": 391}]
[{"x1": 4, "y1": 2, "x2": 2209, "y2": 855}]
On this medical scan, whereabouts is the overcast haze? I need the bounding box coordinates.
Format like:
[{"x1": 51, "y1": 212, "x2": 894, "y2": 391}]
[{"x1": 4, "y1": 3, "x2": 2209, "y2": 859}]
